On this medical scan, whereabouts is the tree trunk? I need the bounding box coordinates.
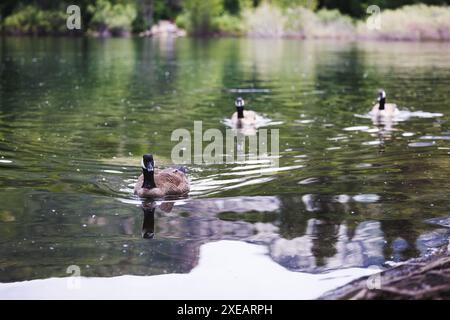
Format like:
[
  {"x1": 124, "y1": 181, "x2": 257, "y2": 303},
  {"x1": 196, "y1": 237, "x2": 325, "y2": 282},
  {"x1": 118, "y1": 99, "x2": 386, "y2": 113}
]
[{"x1": 140, "y1": 0, "x2": 154, "y2": 30}]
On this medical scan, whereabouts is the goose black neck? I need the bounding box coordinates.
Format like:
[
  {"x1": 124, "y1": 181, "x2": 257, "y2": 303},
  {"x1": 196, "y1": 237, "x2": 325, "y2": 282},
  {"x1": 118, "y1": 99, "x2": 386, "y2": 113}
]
[
  {"x1": 379, "y1": 98, "x2": 386, "y2": 110},
  {"x1": 142, "y1": 169, "x2": 156, "y2": 189},
  {"x1": 237, "y1": 107, "x2": 244, "y2": 119}
]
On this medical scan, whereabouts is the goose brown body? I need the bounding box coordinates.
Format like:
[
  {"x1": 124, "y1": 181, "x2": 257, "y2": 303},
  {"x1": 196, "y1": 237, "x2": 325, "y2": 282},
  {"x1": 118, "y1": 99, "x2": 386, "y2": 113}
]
[
  {"x1": 134, "y1": 167, "x2": 190, "y2": 199},
  {"x1": 231, "y1": 110, "x2": 257, "y2": 127},
  {"x1": 371, "y1": 103, "x2": 399, "y2": 117}
]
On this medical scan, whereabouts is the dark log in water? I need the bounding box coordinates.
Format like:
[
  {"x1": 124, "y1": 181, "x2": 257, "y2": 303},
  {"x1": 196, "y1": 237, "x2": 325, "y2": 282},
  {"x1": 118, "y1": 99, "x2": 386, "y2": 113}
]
[{"x1": 320, "y1": 246, "x2": 450, "y2": 300}]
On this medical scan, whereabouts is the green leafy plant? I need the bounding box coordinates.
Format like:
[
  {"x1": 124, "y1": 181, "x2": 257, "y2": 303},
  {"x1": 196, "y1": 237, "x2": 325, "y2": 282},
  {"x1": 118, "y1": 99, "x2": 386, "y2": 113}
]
[
  {"x1": 272, "y1": 0, "x2": 318, "y2": 10},
  {"x1": 213, "y1": 13, "x2": 244, "y2": 35},
  {"x1": 3, "y1": 5, "x2": 66, "y2": 35},
  {"x1": 88, "y1": 0, "x2": 137, "y2": 36}
]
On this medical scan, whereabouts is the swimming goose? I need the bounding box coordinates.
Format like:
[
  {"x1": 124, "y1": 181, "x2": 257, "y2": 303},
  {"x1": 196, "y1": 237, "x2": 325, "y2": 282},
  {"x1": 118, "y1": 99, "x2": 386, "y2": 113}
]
[
  {"x1": 134, "y1": 154, "x2": 190, "y2": 199},
  {"x1": 371, "y1": 90, "x2": 399, "y2": 118},
  {"x1": 231, "y1": 97, "x2": 257, "y2": 127}
]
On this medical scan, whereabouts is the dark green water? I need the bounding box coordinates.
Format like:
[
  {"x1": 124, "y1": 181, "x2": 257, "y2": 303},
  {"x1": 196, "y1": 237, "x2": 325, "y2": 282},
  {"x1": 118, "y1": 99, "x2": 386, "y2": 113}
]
[{"x1": 0, "y1": 37, "x2": 449, "y2": 282}]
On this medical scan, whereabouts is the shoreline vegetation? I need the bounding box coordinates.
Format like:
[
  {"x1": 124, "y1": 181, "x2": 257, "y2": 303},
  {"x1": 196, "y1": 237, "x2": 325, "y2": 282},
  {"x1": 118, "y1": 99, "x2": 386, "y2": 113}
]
[{"x1": 0, "y1": 1, "x2": 450, "y2": 41}]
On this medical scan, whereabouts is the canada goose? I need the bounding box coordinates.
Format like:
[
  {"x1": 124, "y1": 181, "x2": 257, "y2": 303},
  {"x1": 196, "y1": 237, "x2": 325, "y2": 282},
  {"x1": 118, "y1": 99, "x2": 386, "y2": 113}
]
[
  {"x1": 231, "y1": 97, "x2": 257, "y2": 127},
  {"x1": 134, "y1": 154, "x2": 190, "y2": 199},
  {"x1": 371, "y1": 90, "x2": 399, "y2": 118}
]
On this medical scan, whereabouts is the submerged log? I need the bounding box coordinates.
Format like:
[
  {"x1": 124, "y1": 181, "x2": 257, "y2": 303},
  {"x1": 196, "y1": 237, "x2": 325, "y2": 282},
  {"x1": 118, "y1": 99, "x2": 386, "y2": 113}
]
[{"x1": 320, "y1": 245, "x2": 450, "y2": 300}]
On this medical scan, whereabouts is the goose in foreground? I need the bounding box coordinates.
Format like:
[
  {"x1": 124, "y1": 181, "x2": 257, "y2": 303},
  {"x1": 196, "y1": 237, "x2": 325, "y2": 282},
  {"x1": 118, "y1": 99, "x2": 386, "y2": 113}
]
[
  {"x1": 134, "y1": 154, "x2": 190, "y2": 199},
  {"x1": 371, "y1": 90, "x2": 399, "y2": 118},
  {"x1": 231, "y1": 97, "x2": 257, "y2": 128}
]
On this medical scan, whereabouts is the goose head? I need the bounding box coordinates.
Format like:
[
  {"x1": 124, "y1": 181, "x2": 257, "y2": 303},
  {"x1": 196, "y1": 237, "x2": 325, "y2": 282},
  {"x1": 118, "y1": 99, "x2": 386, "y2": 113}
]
[
  {"x1": 141, "y1": 154, "x2": 156, "y2": 189},
  {"x1": 141, "y1": 154, "x2": 155, "y2": 172},
  {"x1": 235, "y1": 97, "x2": 245, "y2": 119}
]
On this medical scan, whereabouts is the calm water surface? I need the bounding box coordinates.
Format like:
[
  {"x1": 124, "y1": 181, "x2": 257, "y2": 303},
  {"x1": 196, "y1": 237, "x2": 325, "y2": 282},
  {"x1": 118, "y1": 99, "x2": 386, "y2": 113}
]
[{"x1": 0, "y1": 37, "x2": 449, "y2": 282}]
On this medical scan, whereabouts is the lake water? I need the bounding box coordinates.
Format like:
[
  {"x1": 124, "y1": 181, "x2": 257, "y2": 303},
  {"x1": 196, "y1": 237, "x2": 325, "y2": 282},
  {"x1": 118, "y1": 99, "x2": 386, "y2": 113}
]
[{"x1": 0, "y1": 37, "x2": 449, "y2": 283}]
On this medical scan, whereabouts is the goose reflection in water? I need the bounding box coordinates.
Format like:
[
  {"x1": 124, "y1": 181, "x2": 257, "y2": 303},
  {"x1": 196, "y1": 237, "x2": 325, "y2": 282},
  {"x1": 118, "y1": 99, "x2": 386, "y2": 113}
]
[
  {"x1": 369, "y1": 114, "x2": 399, "y2": 154},
  {"x1": 141, "y1": 200, "x2": 176, "y2": 239},
  {"x1": 142, "y1": 202, "x2": 156, "y2": 239},
  {"x1": 371, "y1": 105, "x2": 398, "y2": 153},
  {"x1": 133, "y1": 195, "x2": 448, "y2": 273}
]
